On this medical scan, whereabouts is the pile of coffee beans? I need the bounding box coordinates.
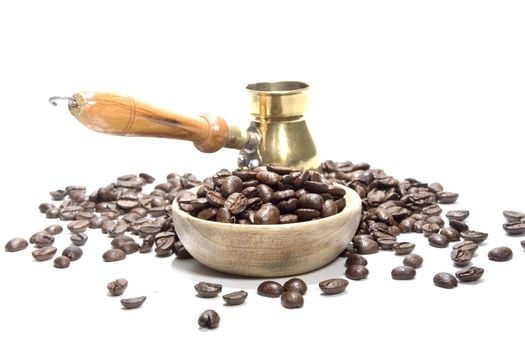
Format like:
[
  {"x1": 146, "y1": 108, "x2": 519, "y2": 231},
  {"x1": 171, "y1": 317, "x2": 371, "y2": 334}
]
[
  {"x1": 4, "y1": 159, "x2": 525, "y2": 329},
  {"x1": 177, "y1": 165, "x2": 346, "y2": 224}
]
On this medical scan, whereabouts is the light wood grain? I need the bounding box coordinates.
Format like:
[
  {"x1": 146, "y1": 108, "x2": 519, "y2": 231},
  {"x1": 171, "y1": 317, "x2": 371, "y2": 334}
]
[
  {"x1": 69, "y1": 92, "x2": 229, "y2": 153},
  {"x1": 172, "y1": 185, "x2": 362, "y2": 277}
]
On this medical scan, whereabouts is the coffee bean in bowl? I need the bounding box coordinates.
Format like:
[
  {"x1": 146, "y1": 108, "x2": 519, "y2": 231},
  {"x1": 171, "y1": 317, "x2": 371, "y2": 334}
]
[{"x1": 171, "y1": 166, "x2": 361, "y2": 277}]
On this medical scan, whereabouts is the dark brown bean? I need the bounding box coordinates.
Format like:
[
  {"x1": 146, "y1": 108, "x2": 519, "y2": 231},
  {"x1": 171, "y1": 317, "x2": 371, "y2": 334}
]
[
  {"x1": 256, "y1": 171, "x2": 281, "y2": 186},
  {"x1": 460, "y1": 230, "x2": 488, "y2": 243},
  {"x1": 224, "y1": 193, "x2": 248, "y2": 215},
  {"x1": 254, "y1": 204, "x2": 280, "y2": 225},
  {"x1": 437, "y1": 192, "x2": 458, "y2": 204},
  {"x1": 49, "y1": 190, "x2": 66, "y2": 201},
  {"x1": 222, "y1": 291, "x2": 248, "y2": 306},
  {"x1": 31, "y1": 232, "x2": 54, "y2": 248},
  {"x1": 354, "y1": 238, "x2": 380, "y2": 254},
  {"x1": 345, "y1": 253, "x2": 368, "y2": 267},
  {"x1": 257, "y1": 281, "x2": 283, "y2": 298},
  {"x1": 298, "y1": 193, "x2": 324, "y2": 210},
  {"x1": 46, "y1": 207, "x2": 60, "y2": 219},
  {"x1": 440, "y1": 227, "x2": 460, "y2": 242},
  {"x1": 502, "y1": 221, "x2": 525, "y2": 235},
  {"x1": 422, "y1": 223, "x2": 441, "y2": 237},
  {"x1": 403, "y1": 254, "x2": 423, "y2": 268},
  {"x1": 32, "y1": 246, "x2": 57, "y2": 261},
  {"x1": 120, "y1": 241, "x2": 140, "y2": 254},
  {"x1": 5, "y1": 238, "x2": 28, "y2": 252},
  {"x1": 393, "y1": 242, "x2": 415, "y2": 255},
  {"x1": 279, "y1": 214, "x2": 299, "y2": 224},
  {"x1": 503, "y1": 210, "x2": 525, "y2": 222},
  {"x1": 53, "y1": 256, "x2": 71, "y2": 268},
  {"x1": 62, "y1": 245, "x2": 83, "y2": 261},
  {"x1": 45, "y1": 224, "x2": 63, "y2": 235},
  {"x1": 345, "y1": 265, "x2": 369, "y2": 280},
  {"x1": 433, "y1": 272, "x2": 458, "y2": 288},
  {"x1": 321, "y1": 200, "x2": 338, "y2": 217},
  {"x1": 449, "y1": 220, "x2": 469, "y2": 233},
  {"x1": 319, "y1": 278, "x2": 349, "y2": 295},
  {"x1": 455, "y1": 266, "x2": 484, "y2": 282},
  {"x1": 120, "y1": 296, "x2": 146, "y2": 309},
  {"x1": 428, "y1": 233, "x2": 449, "y2": 248},
  {"x1": 107, "y1": 278, "x2": 128, "y2": 296},
  {"x1": 452, "y1": 241, "x2": 479, "y2": 253},
  {"x1": 220, "y1": 176, "x2": 243, "y2": 197},
  {"x1": 70, "y1": 232, "x2": 88, "y2": 246},
  {"x1": 488, "y1": 246, "x2": 513, "y2": 261},
  {"x1": 450, "y1": 248, "x2": 473, "y2": 267},
  {"x1": 445, "y1": 210, "x2": 469, "y2": 222},
  {"x1": 391, "y1": 266, "x2": 416, "y2": 280},
  {"x1": 103, "y1": 248, "x2": 126, "y2": 262},
  {"x1": 283, "y1": 278, "x2": 307, "y2": 295},
  {"x1": 304, "y1": 181, "x2": 329, "y2": 193},
  {"x1": 198, "y1": 309, "x2": 220, "y2": 329},
  {"x1": 194, "y1": 282, "x2": 223, "y2": 298},
  {"x1": 281, "y1": 291, "x2": 304, "y2": 309}
]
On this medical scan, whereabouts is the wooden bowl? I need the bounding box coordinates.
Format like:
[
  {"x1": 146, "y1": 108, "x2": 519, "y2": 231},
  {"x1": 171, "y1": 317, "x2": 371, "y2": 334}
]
[{"x1": 171, "y1": 185, "x2": 362, "y2": 277}]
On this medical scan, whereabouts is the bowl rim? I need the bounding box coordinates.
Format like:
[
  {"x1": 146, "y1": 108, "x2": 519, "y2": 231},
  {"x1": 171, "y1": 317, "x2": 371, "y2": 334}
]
[{"x1": 171, "y1": 183, "x2": 360, "y2": 231}]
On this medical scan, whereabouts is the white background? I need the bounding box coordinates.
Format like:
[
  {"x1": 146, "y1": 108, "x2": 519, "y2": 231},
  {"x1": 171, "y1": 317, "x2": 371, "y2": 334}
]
[{"x1": 0, "y1": 0, "x2": 524, "y2": 349}]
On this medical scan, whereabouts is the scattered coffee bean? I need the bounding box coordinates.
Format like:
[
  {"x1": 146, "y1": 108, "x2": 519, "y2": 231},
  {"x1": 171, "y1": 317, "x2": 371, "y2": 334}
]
[
  {"x1": 450, "y1": 248, "x2": 474, "y2": 267},
  {"x1": 32, "y1": 246, "x2": 57, "y2": 261},
  {"x1": 422, "y1": 223, "x2": 441, "y2": 237},
  {"x1": 460, "y1": 230, "x2": 488, "y2": 243},
  {"x1": 440, "y1": 227, "x2": 460, "y2": 242},
  {"x1": 319, "y1": 278, "x2": 349, "y2": 295},
  {"x1": 222, "y1": 291, "x2": 248, "y2": 305},
  {"x1": 70, "y1": 232, "x2": 88, "y2": 246},
  {"x1": 449, "y1": 220, "x2": 469, "y2": 233},
  {"x1": 62, "y1": 245, "x2": 83, "y2": 261},
  {"x1": 345, "y1": 265, "x2": 369, "y2": 280},
  {"x1": 503, "y1": 210, "x2": 525, "y2": 222},
  {"x1": 455, "y1": 266, "x2": 484, "y2": 282},
  {"x1": 428, "y1": 233, "x2": 449, "y2": 248},
  {"x1": 345, "y1": 253, "x2": 368, "y2": 266},
  {"x1": 437, "y1": 192, "x2": 458, "y2": 204},
  {"x1": 198, "y1": 309, "x2": 220, "y2": 329},
  {"x1": 452, "y1": 240, "x2": 479, "y2": 253},
  {"x1": 39, "y1": 203, "x2": 55, "y2": 213},
  {"x1": 67, "y1": 220, "x2": 90, "y2": 234},
  {"x1": 393, "y1": 242, "x2": 415, "y2": 255},
  {"x1": 49, "y1": 190, "x2": 66, "y2": 201},
  {"x1": 281, "y1": 291, "x2": 304, "y2": 309},
  {"x1": 433, "y1": 272, "x2": 458, "y2": 289},
  {"x1": 354, "y1": 238, "x2": 380, "y2": 254},
  {"x1": 45, "y1": 208, "x2": 60, "y2": 219},
  {"x1": 257, "y1": 281, "x2": 283, "y2": 298},
  {"x1": 5, "y1": 238, "x2": 28, "y2": 252},
  {"x1": 445, "y1": 210, "x2": 470, "y2": 222},
  {"x1": 102, "y1": 248, "x2": 126, "y2": 262},
  {"x1": 403, "y1": 254, "x2": 423, "y2": 268},
  {"x1": 391, "y1": 266, "x2": 416, "y2": 280},
  {"x1": 120, "y1": 296, "x2": 146, "y2": 309},
  {"x1": 107, "y1": 278, "x2": 128, "y2": 296},
  {"x1": 488, "y1": 246, "x2": 513, "y2": 262},
  {"x1": 53, "y1": 256, "x2": 70, "y2": 268},
  {"x1": 502, "y1": 221, "x2": 525, "y2": 235},
  {"x1": 521, "y1": 240, "x2": 525, "y2": 249},
  {"x1": 45, "y1": 224, "x2": 63, "y2": 235},
  {"x1": 120, "y1": 241, "x2": 141, "y2": 254},
  {"x1": 194, "y1": 282, "x2": 223, "y2": 298},
  {"x1": 283, "y1": 278, "x2": 307, "y2": 295}
]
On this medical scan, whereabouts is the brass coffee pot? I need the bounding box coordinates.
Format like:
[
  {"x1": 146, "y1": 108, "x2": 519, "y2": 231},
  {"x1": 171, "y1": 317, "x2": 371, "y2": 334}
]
[{"x1": 50, "y1": 81, "x2": 319, "y2": 170}]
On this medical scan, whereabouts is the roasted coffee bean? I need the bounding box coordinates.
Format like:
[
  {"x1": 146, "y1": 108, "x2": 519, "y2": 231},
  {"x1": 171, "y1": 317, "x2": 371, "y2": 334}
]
[
  {"x1": 449, "y1": 220, "x2": 469, "y2": 233},
  {"x1": 111, "y1": 235, "x2": 135, "y2": 249},
  {"x1": 413, "y1": 220, "x2": 426, "y2": 233},
  {"x1": 46, "y1": 207, "x2": 60, "y2": 219},
  {"x1": 455, "y1": 266, "x2": 484, "y2": 282},
  {"x1": 45, "y1": 224, "x2": 63, "y2": 235},
  {"x1": 32, "y1": 246, "x2": 57, "y2": 261},
  {"x1": 345, "y1": 253, "x2": 368, "y2": 267},
  {"x1": 283, "y1": 278, "x2": 307, "y2": 295},
  {"x1": 460, "y1": 230, "x2": 488, "y2": 243},
  {"x1": 101, "y1": 220, "x2": 117, "y2": 234},
  {"x1": 103, "y1": 248, "x2": 126, "y2": 262},
  {"x1": 440, "y1": 227, "x2": 460, "y2": 242},
  {"x1": 304, "y1": 181, "x2": 329, "y2": 193},
  {"x1": 295, "y1": 208, "x2": 321, "y2": 221},
  {"x1": 197, "y1": 208, "x2": 217, "y2": 221},
  {"x1": 391, "y1": 266, "x2": 416, "y2": 280},
  {"x1": 446, "y1": 210, "x2": 469, "y2": 222},
  {"x1": 256, "y1": 171, "x2": 281, "y2": 186},
  {"x1": 62, "y1": 245, "x2": 83, "y2": 261},
  {"x1": 488, "y1": 246, "x2": 513, "y2": 261},
  {"x1": 426, "y1": 216, "x2": 445, "y2": 227},
  {"x1": 503, "y1": 221, "x2": 525, "y2": 235},
  {"x1": 403, "y1": 254, "x2": 423, "y2": 268},
  {"x1": 429, "y1": 182, "x2": 444, "y2": 193},
  {"x1": 255, "y1": 184, "x2": 274, "y2": 203},
  {"x1": 173, "y1": 241, "x2": 192, "y2": 259},
  {"x1": 220, "y1": 176, "x2": 243, "y2": 197},
  {"x1": 254, "y1": 204, "x2": 280, "y2": 225},
  {"x1": 198, "y1": 309, "x2": 220, "y2": 329},
  {"x1": 107, "y1": 278, "x2": 128, "y2": 296},
  {"x1": 31, "y1": 232, "x2": 55, "y2": 248},
  {"x1": 53, "y1": 255, "x2": 70, "y2": 268},
  {"x1": 215, "y1": 207, "x2": 232, "y2": 223},
  {"x1": 277, "y1": 198, "x2": 298, "y2": 213},
  {"x1": 194, "y1": 282, "x2": 223, "y2": 298},
  {"x1": 75, "y1": 211, "x2": 96, "y2": 221},
  {"x1": 281, "y1": 291, "x2": 304, "y2": 309},
  {"x1": 5, "y1": 238, "x2": 28, "y2": 252},
  {"x1": 437, "y1": 192, "x2": 458, "y2": 204},
  {"x1": 120, "y1": 296, "x2": 146, "y2": 309},
  {"x1": 450, "y1": 248, "x2": 473, "y2": 267},
  {"x1": 224, "y1": 193, "x2": 248, "y2": 215},
  {"x1": 422, "y1": 223, "x2": 441, "y2": 237},
  {"x1": 39, "y1": 203, "x2": 55, "y2": 213},
  {"x1": 257, "y1": 281, "x2": 283, "y2": 298},
  {"x1": 205, "y1": 191, "x2": 225, "y2": 208},
  {"x1": 298, "y1": 193, "x2": 324, "y2": 210},
  {"x1": 428, "y1": 233, "x2": 449, "y2": 248},
  {"x1": 399, "y1": 218, "x2": 415, "y2": 232},
  {"x1": 49, "y1": 190, "x2": 66, "y2": 201},
  {"x1": 393, "y1": 242, "x2": 415, "y2": 255},
  {"x1": 521, "y1": 240, "x2": 525, "y2": 249},
  {"x1": 319, "y1": 278, "x2": 349, "y2": 295},
  {"x1": 279, "y1": 214, "x2": 299, "y2": 224},
  {"x1": 503, "y1": 210, "x2": 525, "y2": 222},
  {"x1": 222, "y1": 291, "x2": 248, "y2": 305},
  {"x1": 70, "y1": 232, "x2": 88, "y2": 246},
  {"x1": 345, "y1": 265, "x2": 369, "y2": 280},
  {"x1": 66, "y1": 186, "x2": 86, "y2": 202},
  {"x1": 377, "y1": 238, "x2": 397, "y2": 250},
  {"x1": 433, "y1": 272, "x2": 458, "y2": 289},
  {"x1": 354, "y1": 238, "x2": 380, "y2": 254},
  {"x1": 452, "y1": 240, "x2": 479, "y2": 253},
  {"x1": 272, "y1": 189, "x2": 296, "y2": 203},
  {"x1": 423, "y1": 204, "x2": 442, "y2": 216},
  {"x1": 321, "y1": 200, "x2": 338, "y2": 217},
  {"x1": 120, "y1": 242, "x2": 140, "y2": 254}
]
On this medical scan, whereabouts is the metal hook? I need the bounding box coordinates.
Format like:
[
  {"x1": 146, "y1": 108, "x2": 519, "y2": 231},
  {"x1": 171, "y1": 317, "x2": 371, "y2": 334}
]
[{"x1": 48, "y1": 96, "x2": 74, "y2": 107}]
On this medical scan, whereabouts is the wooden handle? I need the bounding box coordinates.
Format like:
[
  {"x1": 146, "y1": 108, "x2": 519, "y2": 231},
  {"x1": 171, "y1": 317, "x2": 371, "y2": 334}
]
[{"x1": 68, "y1": 92, "x2": 229, "y2": 153}]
